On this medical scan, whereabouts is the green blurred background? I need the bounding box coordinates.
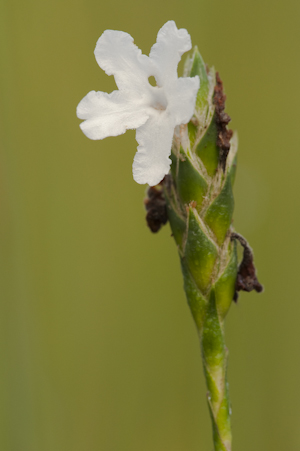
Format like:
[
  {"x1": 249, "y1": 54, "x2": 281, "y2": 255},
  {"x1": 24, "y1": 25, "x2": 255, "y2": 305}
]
[{"x1": 0, "y1": 1, "x2": 299, "y2": 450}]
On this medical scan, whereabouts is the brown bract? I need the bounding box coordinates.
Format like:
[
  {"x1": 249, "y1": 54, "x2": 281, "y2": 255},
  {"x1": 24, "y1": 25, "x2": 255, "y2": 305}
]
[
  {"x1": 144, "y1": 183, "x2": 168, "y2": 233},
  {"x1": 214, "y1": 72, "x2": 233, "y2": 171},
  {"x1": 231, "y1": 233, "x2": 263, "y2": 302}
]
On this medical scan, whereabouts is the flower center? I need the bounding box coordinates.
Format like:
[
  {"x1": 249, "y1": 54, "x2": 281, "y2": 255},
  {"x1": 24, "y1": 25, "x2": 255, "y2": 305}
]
[{"x1": 149, "y1": 86, "x2": 168, "y2": 111}]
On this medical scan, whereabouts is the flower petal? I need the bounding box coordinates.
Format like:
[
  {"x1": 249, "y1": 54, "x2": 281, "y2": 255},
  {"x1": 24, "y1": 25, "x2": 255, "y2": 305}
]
[
  {"x1": 149, "y1": 21, "x2": 192, "y2": 86},
  {"x1": 77, "y1": 90, "x2": 150, "y2": 140},
  {"x1": 94, "y1": 30, "x2": 154, "y2": 94},
  {"x1": 133, "y1": 112, "x2": 175, "y2": 185},
  {"x1": 166, "y1": 76, "x2": 200, "y2": 125}
]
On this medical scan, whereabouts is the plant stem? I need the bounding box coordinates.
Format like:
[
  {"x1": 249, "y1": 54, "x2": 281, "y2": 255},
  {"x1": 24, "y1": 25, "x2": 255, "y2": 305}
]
[{"x1": 180, "y1": 240, "x2": 234, "y2": 451}]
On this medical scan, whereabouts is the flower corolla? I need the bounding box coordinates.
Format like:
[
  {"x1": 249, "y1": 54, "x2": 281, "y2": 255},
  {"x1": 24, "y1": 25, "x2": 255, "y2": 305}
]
[{"x1": 77, "y1": 21, "x2": 199, "y2": 186}]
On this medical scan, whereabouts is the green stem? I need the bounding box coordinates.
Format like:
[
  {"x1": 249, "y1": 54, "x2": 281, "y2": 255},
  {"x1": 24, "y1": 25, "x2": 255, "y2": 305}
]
[
  {"x1": 181, "y1": 247, "x2": 234, "y2": 451},
  {"x1": 200, "y1": 296, "x2": 232, "y2": 451}
]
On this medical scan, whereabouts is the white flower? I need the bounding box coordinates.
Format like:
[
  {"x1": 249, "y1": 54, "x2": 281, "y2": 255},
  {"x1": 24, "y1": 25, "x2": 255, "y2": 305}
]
[{"x1": 77, "y1": 20, "x2": 199, "y2": 186}]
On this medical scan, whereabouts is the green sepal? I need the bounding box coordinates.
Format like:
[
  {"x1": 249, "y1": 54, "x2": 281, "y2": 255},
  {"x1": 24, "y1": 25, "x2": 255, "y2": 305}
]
[
  {"x1": 163, "y1": 182, "x2": 186, "y2": 248},
  {"x1": 188, "y1": 46, "x2": 209, "y2": 111},
  {"x1": 214, "y1": 241, "x2": 238, "y2": 319},
  {"x1": 169, "y1": 150, "x2": 177, "y2": 180},
  {"x1": 196, "y1": 116, "x2": 219, "y2": 177},
  {"x1": 201, "y1": 289, "x2": 225, "y2": 370},
  {"x1": 177, "y1": 147, "x2": 208, "y2": 209},
  {"x1": 180, "y1": 259, "x2": 208, "y2": 330},
  {"x1": 184, "y1": 208, "x2": 218, "y2": 292},
  {"x1": 165, "y1": 202, "x2": 186, "y2": 248},
  {"x1": 188, "y1": 121, "x2": 198, "y2": 149},
  {"x1": 205, "y1": 174, "x2": 234, "y2": 245}
]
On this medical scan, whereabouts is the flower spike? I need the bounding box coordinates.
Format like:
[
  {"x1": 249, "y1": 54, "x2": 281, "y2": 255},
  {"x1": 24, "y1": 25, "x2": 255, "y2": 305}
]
[
  {"x1": 77, "y1": 21, "x2": 199, "y2": 186},
  {"x1": 77, "y1": 21, "x2": 263, "y2": 451}
]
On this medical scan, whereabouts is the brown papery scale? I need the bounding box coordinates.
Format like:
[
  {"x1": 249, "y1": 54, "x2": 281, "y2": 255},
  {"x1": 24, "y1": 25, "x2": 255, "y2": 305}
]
[
  {"x1": 214, "y1": 72, "x2": 233, "y2": 170},
  {"x1": 144, "y1": 183, "x2": 168, "y2": 233}
]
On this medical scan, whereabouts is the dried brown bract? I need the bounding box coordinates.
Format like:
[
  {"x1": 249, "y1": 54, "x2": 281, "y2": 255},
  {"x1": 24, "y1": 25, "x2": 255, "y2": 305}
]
[
  {"x1": 231, "y1": 233, "x2": 263, "y2": 302},
  {"x1": 214, "y1": 72, "x2": 233, "y2": 171},
  {"x1": 144, "y1": 182, "x2": 168, "y2": 233}
]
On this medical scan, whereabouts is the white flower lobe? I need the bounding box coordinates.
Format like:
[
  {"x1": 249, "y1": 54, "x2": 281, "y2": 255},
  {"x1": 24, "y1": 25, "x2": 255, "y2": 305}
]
[{"x1": 77, "y1": 20, "x2": 200, "y2": 185}]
